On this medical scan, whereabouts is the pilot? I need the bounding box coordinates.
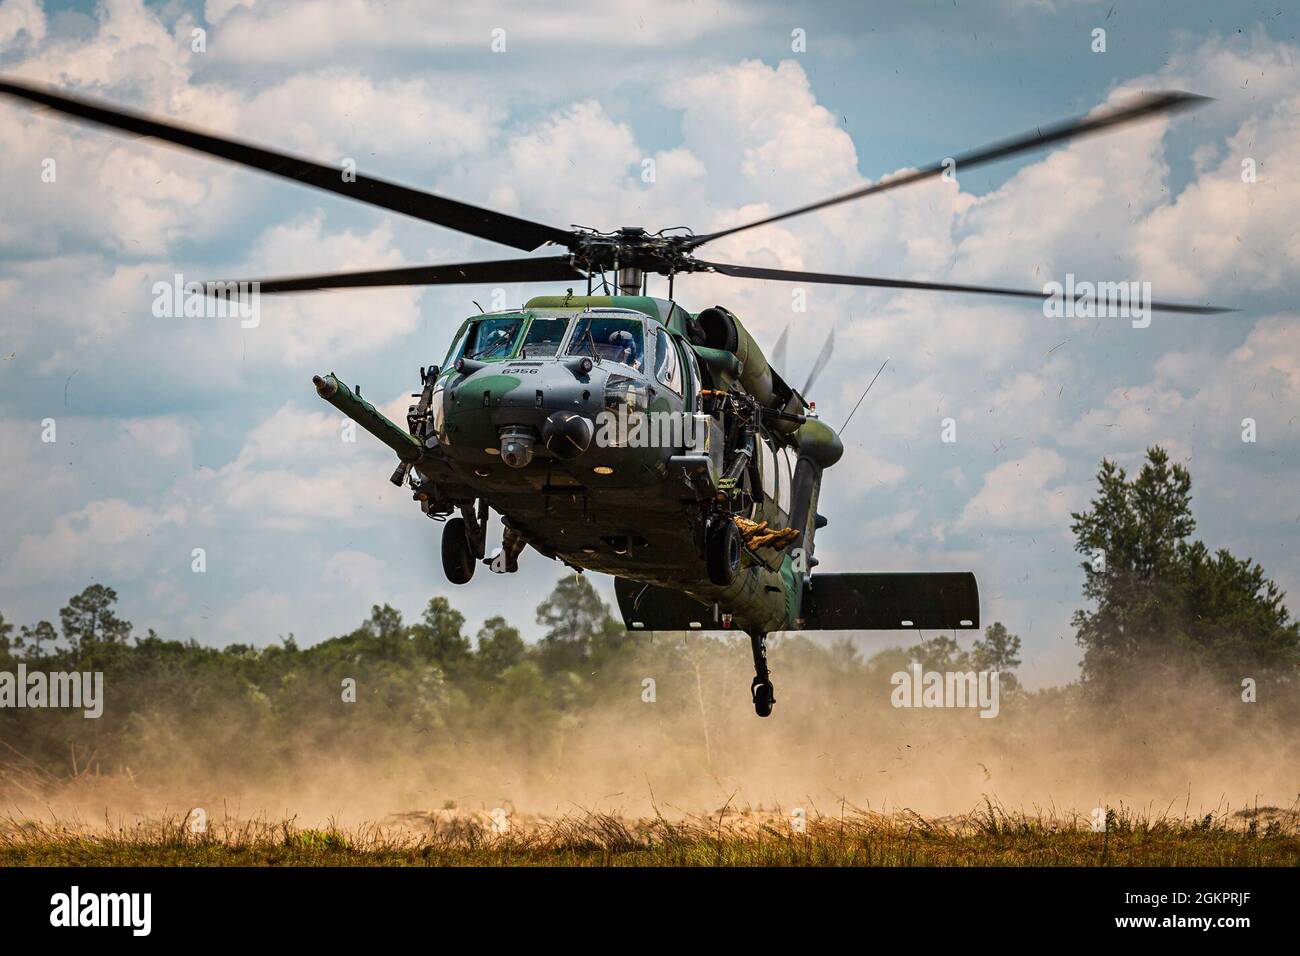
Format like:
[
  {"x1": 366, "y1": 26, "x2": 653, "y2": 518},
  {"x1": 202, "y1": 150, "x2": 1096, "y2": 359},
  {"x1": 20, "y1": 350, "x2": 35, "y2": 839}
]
[
  {"x1": 608, "y1": 329, "x2": 642, "y2": 369},
  {"x1": 470, "y1": 325, "x2": 516, "y2": 359}
]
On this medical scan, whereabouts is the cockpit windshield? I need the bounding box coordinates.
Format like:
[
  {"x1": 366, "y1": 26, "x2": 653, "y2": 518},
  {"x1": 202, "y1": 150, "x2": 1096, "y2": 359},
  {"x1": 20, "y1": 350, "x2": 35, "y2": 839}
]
[
  {"x1": 566, "y1": 316, "x2": 645, "y2": 370},
  {"x1": 455, "y1": 316, "x2": 524, "y2": 362},
  {"x1": 520, "y1": 317, "x2": 570, "y2": 357}
]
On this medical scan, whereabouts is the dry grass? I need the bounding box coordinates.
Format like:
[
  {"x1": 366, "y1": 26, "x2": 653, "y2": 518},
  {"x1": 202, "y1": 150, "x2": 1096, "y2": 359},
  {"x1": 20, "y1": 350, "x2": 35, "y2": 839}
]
[{"x1": 3, "y1": 801, "x2": 1297, "y2": 866}]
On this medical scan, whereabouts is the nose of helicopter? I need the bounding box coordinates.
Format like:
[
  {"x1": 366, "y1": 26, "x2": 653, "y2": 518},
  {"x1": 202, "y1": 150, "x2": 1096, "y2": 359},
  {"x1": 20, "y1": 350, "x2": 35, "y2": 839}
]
[
  {"x1": 493, "y1": 410, "x2": 595, "y2": 467},
  {"x1": 440, "y1": 358, "x2": 609, "y2": 469}
]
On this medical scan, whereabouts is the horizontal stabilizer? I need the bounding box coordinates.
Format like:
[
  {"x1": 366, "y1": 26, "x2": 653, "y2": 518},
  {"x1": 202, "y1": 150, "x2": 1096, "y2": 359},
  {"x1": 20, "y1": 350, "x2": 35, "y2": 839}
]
[
  {"x1": 614, "y1": 572, "x2": 979, "y2": 633},
  {"x1": 800, "y1": 572, "x2": 979, "y2": 630}
]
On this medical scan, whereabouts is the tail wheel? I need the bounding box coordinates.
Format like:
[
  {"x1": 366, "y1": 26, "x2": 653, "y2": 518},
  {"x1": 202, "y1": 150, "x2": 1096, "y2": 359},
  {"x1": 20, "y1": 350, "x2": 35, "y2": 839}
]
[
  {"x1": 752, "y1": 678, "x2": 775, "y2": 717},
  {"x1": 706, "y1": 518, "x2": 742, "y2": 586},
  {"x1": 442, "y1": 516, "x2": 476, "y2": 585}
]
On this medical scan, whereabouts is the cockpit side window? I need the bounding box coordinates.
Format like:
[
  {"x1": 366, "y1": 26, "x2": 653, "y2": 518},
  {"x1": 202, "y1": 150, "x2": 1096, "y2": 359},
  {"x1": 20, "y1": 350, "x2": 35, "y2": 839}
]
[
  {"x1": 443, "y1": 323, "x2": 471, "y2": 368},
  {"x1": 681, "y1": 343, "x2": 703, "y2": 411},
  {"x1": 456, "y1": 316, "x2": 525, "y2": 362},
  {"x1": 566, "y1": 316, "x2": 646, "y2": 370},
  {"x1": 654, "y1": 328, "x2": 682, "y2": 395},
  {"x1": 520, "y1": 317, "x2": 570, "y2": 357},
  {"x1": 777, "y1": 445, "x2": 794, "y2": 515}
]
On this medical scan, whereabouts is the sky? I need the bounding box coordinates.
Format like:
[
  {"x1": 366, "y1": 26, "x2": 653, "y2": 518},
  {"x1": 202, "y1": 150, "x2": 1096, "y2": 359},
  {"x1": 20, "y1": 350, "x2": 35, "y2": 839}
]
[{"x1": 0, "y1": 0, "x2": 1297, "y2": 688}]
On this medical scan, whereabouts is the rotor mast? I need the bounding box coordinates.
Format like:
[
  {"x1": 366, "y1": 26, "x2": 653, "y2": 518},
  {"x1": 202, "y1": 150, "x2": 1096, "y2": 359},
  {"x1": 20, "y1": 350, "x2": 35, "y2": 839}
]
[
  {"x1": 615, "y1": 226, "x2": 645, "y2": 294},
  {"x1": 616, "y1": 266, "x2": 643, "y2": 295}
]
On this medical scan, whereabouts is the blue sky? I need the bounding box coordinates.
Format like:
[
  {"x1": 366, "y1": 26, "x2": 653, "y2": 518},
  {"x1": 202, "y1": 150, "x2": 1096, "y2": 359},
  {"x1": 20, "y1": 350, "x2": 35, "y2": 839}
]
[{"x1": 1, "y1": 0, "x2": 1297, "y2": 687}]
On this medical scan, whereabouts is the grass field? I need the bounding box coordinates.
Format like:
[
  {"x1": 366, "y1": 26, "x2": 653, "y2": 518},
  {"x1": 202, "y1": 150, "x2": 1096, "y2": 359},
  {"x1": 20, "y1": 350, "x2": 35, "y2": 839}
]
[{"x1": 3, "y1": 803, "x2": 1297, "y2": 866}]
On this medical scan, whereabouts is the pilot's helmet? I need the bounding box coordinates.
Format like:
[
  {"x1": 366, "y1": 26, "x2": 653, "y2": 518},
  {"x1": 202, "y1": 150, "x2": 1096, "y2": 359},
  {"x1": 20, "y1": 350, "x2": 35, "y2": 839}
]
[{"x1": 607, "y1": 329, "x2": 639, "y2": 366}]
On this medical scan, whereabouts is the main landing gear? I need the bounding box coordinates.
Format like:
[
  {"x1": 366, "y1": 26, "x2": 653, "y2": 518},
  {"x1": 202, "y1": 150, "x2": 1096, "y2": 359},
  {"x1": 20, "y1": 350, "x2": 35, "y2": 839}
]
[
  {"x1": 749, "y1": 632, "x2": 774, "y2": 718},
  {"x1": 706, "y1": 518, "x2": 742, "y2": 586},
  {"x1": 445, "y1": 503, "x2": 530, "y2": 581},
  {"x1": 441, "y1": 516, "x2": 476, "y2": 584},
  {"x1": 442, "y1": 501, "x2": 487, "y2": 585}
]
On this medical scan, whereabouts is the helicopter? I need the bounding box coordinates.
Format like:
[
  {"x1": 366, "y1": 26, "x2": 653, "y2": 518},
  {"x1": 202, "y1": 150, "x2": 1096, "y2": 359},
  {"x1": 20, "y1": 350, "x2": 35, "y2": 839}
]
[{"x1": 0, "y1": 78, "x2": 1230, "y2": 716}]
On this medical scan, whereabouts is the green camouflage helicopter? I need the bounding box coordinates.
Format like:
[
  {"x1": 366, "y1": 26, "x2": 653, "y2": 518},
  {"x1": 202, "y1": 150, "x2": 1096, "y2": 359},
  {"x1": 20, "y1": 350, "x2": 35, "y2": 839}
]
[{"x1": 0, "y1": 79, "x2": 1228, "y2": 715}]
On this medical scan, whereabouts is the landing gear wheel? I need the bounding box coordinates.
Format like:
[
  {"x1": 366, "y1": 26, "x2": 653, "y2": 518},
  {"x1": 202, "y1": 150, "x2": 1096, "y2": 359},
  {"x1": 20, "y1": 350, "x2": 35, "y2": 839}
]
[
  {"x1": 748, "y1": 632, "x2": 773, "y2": 717},
  {"x1": 441, "y1": 516, "x2": 476, "y2": 584},
  {"x1": 706, "y1": 518, "x2": 742, "y2": 586}
]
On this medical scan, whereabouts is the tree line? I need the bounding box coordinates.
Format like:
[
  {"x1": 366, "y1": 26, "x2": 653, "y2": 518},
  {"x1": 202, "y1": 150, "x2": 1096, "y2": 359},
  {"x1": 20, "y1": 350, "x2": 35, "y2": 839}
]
[{"x1": 0, "y1": 446, "x2": 1295, "y2": 783}]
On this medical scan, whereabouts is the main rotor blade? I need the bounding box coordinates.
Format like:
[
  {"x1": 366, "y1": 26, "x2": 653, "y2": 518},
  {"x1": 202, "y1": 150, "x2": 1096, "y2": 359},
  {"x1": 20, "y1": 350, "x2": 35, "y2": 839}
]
[
  {"x1": 205, "y1": 255, "x2": 586, "y2": 295},
  {"x1": 0, "y1": 77, "x2": 573, "y2": 252},
  {"x1": 687, "y1": 91, "x2": 1209, "y2": 249},
  {"x1": 801, "y1": 326, "x2": 835, "y2": 395},
  {"x1": 769, "y1": 325, "x2": 789, "y2": 374},
  {"x1": 695, "y1": 261, "x2": 1234, "y2": 315}
]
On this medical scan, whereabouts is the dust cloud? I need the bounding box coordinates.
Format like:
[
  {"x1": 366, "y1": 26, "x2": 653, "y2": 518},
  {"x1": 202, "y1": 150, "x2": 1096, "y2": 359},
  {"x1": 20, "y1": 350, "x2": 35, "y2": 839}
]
[{"x1": 6, "y1": 636, "x2": 1295, "y2": 831}]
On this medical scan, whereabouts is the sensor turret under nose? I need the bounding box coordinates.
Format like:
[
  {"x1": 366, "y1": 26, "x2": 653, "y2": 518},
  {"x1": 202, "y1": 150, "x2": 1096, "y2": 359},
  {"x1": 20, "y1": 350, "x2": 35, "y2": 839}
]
[{"x1": 499, "y1": 426, "x2": 536, "y2": 468}]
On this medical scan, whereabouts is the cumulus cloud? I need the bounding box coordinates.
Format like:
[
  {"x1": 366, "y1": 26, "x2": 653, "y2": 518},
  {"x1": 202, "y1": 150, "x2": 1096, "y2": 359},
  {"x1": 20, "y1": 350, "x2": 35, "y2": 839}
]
[
  {"x1": 664, "y1": 59, "x2": 860, "y2": 211},
  {"x1": 956, "y1": 448, "x2": 1080, "y2": 534},
  {"x1": 236, "y1": 71, "x2": 504, "y2": 165},
  {"x1": 0, "y1": 0, "x2": 45, "y2": 47},
  {"x1": 229, "y1": 214, "x2": 426, "y2": 365},
  {"x1": 3, "y1": 5, "x2": 1299, "y2": 687},
  {"x1": 207, "y1": 0, "x2": 760, "y2": 62},
  {"x1": 207, "y1": 399, "x2": 413, "y2": 529},
  {"x1": 2, "y1": 497, "x2": 188, "y2": 585},
  {"x1": 1136, "y1": 97, "x2": 1300, "y2": 297}
]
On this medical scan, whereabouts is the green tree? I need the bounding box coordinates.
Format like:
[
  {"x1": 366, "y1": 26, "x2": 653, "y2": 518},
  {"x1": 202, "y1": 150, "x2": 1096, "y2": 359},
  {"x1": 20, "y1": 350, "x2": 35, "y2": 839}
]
[
  {"x1": 474, "y1": 616, "x2": 526, "y2": 681},
  {"x1": 59, "y1": 584, "x2": 132, "y2": 651},
  {"x1": 410, "y1": 596, "x2": 470, "y2": 674},
  {"x1": 17, "y1": 621, "x2": 56, "y2": 657},
  {"x1": 907, "y1": 623, "x2": 1023, "y2": 693},
  {"x1": 360, "y1": 604, "x2": 405, "y2": 659},
  {"x1": 535, "y1": 574, "x2": 623, "y2": 673},
  {"x1": 909, "y1": 634, "x2": 968, "y2": 671},
  {"x1": 1178, "y1": 541, "x2": 1300, "y2": 675},
  {"x1": 1071, "y1": 446, "x2": 1299, "y2": 691},
  {"x1": 971, "y1": 622, "x2": 1022, "y2": 692}
]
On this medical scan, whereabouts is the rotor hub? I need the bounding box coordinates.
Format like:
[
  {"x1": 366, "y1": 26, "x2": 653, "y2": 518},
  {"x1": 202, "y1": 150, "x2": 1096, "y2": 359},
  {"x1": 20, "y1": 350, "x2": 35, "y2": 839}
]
[{"x1": 568, "y1": 226, "x2": 701, "y2": 279}]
